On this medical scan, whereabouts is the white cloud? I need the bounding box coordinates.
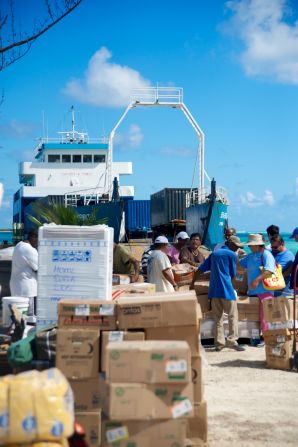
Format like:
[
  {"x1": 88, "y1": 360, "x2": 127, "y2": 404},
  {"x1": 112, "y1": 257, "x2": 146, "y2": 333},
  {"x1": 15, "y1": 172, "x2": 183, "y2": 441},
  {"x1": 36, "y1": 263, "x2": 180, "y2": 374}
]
[
  {"x1": 225, "y1": 0, "x2": 298, "y2": 84},
  {"x1": 160, "y1": 146, "x2": 193, "y2": 158},
  {"x1": 239, "y1": 189, "x2": 275, "y2": 207},
  {"x1": 63, "y1": 47, "x2": 151, "y2": 107},
  {"x1": 114, "y1": 124, "x2": 144, "y2": 150}
]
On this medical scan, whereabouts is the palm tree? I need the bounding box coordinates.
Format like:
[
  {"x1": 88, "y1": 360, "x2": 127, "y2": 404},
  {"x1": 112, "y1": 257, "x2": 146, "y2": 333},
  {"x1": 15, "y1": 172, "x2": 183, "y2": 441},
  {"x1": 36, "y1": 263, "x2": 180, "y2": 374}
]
[{"x1": 27, "y1": 200, "x2": 108, "y2": 227}]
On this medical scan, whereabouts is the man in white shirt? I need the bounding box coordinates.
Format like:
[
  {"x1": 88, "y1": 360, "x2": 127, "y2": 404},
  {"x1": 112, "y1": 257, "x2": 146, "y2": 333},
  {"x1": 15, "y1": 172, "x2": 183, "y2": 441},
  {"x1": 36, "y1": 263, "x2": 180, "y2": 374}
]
[
  {"x1": 147, "y1": 236, "x2": 177, "y2": 293},
  {"x1": 10, "y1": 229, "x2": 38, "y2": 316}
]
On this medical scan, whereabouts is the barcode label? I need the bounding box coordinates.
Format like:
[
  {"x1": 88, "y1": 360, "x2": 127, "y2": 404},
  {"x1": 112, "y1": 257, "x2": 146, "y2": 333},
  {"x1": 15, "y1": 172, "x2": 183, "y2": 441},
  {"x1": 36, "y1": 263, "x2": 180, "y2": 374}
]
[
  {"x1": 166, "y1": 360, "x2": 188, "y2": 374},
  {"x1": 171, "y1": 399, "x2": 193, "y2": 419},
  {"x1": 100, "y1": 304, "x2": 114, "y2": 316},
  {"x1": 108, "y1": 331, "x2": 124, "y2": 342},
  {"x1": 106, "y1": 426, "x2": 129, "y2": 443},
  {"x1": 75, "y1": 305, "x2": 90, "y2": 316}
]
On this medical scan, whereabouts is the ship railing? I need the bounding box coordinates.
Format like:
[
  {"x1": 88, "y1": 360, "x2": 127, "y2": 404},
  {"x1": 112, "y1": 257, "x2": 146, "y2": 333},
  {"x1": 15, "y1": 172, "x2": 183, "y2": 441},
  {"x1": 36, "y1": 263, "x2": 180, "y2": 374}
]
[
  {"x1": 34, "y1": 136, "x2": 109, "y2": 156},
  {"x1": 64, "y1": 193, "x2": 110, "y2": 207},
  {"x1": 186, "y1": 187, "x2": 229, "y2": 206},
  {"x1": 130, "y1": 87, "x2": 183, "y2": 105}
]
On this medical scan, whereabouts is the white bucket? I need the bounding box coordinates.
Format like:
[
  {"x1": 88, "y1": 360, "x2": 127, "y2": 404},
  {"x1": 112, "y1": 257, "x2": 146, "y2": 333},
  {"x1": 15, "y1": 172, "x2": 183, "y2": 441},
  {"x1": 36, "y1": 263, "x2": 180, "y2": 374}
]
[{"x1": 2, "y1": 296, "x2": 30, "y2": 327}]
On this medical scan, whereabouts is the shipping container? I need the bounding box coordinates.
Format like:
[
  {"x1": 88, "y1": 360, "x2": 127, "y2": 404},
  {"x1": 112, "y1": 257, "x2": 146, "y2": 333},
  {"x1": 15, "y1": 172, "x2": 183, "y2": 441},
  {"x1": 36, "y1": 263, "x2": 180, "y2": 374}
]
[
  {"x1": 124, "y1": 200, "x2": 151, "y2": 233},
  {"x1": 150, "y1": 188, "x2": 194, "y2": 228}
]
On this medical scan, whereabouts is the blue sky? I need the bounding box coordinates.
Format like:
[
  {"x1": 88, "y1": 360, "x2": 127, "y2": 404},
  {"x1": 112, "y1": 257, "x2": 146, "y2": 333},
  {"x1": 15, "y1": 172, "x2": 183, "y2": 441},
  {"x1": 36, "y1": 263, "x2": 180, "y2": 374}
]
[{"x1": 0, "y1": 0, "x2": 298, "y2": 231}]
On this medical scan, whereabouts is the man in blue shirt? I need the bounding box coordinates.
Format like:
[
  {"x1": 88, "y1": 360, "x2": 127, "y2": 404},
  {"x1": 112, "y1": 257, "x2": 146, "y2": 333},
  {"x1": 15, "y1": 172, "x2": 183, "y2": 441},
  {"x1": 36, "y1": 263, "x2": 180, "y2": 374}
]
[
  {"x1": 239, "y1": 234, "x2": 275, "y2": 346},
  {"x1": 198, "y1": 236, "x2": 245, "y2": 352},
  {"x1": 269, "y1": 235, "x2": 294, "y2": 295}
]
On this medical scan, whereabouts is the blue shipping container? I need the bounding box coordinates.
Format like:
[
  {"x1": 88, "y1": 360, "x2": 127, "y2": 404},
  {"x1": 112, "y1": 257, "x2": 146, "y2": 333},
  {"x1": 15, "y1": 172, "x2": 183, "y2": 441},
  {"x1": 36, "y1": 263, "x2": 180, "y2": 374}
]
[{"x1": 124, "y1": 200, "x2": 151, "y2": 232}]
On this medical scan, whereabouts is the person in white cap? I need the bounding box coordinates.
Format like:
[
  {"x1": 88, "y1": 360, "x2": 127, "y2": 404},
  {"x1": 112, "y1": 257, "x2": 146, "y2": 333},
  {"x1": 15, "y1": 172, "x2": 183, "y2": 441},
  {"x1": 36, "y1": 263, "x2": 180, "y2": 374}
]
[
  {"x1": 147, "y1": 236, "x2": 178, "y2": 293},
  {"x1": 239, "y1": 234, "x2": 276, "y2": 346},
  {"x1": 167, "y1": 231, "x2": 189, "y2": 265}
]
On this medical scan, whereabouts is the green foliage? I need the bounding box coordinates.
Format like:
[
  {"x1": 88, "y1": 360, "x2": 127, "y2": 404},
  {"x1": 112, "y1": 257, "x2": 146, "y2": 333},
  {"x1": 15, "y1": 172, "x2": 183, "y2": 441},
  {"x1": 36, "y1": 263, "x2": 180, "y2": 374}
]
[{"x1": 26, "y1": 201, "x2": 108, "y2": 227}]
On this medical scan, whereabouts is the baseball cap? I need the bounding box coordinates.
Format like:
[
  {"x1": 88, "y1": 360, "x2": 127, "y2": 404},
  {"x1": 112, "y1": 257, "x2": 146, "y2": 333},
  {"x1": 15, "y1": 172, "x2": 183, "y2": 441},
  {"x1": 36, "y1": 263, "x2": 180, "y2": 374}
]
[
  {"x1": 154, "y1": 235, "x2": 169, "y2": 244},
  {"x1": 289, "y1": 227, "x2": 298, "y2": 239},
  {"x1": 226, "y1": 235, "x2": 244, "y2": 248},
  {"x1": 176, "y1": 231, "x2": 189, "y2": 240}
]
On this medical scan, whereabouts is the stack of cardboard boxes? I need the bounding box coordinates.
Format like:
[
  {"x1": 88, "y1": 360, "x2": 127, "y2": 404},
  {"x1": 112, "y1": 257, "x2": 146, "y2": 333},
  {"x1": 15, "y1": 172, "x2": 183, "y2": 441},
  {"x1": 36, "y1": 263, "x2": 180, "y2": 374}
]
[
  {"x1": 56, "y1": 298, "x2": 117, "y2": 446},
  {"x1": 116, "y1": 291, "x2": 207, "y2": 444},
  {"x1": 263, "y1": 296, "x2": 296, "y2": 370},
  {"x1": 55, "y1": 291, "x2": 207, "y2": 446},
  {"x1": 100, "y1": 340, "x2": 194, "y2": 446}
]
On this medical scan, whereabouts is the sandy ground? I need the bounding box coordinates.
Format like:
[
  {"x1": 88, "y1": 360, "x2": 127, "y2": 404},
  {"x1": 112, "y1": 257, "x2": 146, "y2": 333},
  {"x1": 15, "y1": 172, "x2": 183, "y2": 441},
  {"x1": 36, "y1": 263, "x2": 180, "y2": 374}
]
[{"x1": 203, "y1": 344, "x2": 298, "y2": 446}]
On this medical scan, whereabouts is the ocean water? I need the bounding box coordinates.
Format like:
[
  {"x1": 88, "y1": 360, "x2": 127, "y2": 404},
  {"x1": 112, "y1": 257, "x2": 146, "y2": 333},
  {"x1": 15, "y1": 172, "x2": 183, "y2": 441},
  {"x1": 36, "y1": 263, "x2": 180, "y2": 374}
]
[
  {"x1": 237, "y1": 232, "x2": 297, "y2": 255},
  {"x1": 0, "y1": 231, "x2": 13, "y2": 244}
]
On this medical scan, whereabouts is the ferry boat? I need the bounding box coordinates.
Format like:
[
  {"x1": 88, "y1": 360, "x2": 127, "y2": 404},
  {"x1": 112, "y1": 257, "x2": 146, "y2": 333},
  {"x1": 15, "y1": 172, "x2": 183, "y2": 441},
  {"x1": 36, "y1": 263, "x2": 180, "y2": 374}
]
[
  {"x1": 12, "y1": 88, "x2": 228, "y2": 248},
  {"x1": 12, "y1": 107, "x2": 134, "y2": 241}
]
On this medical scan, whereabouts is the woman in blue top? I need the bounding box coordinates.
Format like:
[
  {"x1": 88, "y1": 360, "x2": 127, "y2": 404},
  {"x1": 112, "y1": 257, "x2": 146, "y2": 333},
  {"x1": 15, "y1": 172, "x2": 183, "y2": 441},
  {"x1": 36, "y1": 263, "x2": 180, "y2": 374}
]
[{"x1": 240, "y1": 234, "x2": 275, "y2": 341}]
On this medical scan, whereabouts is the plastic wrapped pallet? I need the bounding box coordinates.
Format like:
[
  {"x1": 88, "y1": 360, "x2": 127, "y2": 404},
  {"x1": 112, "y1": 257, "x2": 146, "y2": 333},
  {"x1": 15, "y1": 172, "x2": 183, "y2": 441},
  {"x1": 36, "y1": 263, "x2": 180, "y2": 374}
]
[{"x1": 37, "y1": 224, "x2": 114, "y2": 328}]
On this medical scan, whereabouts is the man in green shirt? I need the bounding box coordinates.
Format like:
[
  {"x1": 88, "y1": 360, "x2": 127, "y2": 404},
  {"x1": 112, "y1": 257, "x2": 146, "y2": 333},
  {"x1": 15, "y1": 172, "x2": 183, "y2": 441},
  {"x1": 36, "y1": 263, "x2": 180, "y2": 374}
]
[{"x1": 113, "y1": 243, "x2": 140, "y2": 282}]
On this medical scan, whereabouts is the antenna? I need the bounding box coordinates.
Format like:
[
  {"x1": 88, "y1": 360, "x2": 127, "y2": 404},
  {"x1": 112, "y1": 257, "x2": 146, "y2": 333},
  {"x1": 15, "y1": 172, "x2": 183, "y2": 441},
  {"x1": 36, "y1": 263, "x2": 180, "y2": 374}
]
[
  {"x1": 42, "y1": 110, "x2": 45, "y2": 139},
  {"x1": 71, "y1": 105, "x2": 75, "y2": 140}
]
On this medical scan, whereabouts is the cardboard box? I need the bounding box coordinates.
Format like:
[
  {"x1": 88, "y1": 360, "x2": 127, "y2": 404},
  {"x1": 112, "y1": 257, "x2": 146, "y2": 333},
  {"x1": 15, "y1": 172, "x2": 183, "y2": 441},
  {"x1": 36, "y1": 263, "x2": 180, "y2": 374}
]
[
  {"x1": 237, "y1": 296, "x2": 259, "y2": 320},
  {"x1": 194, "y1": 282, "x2": 209, "y2": 296},
  {"x1": 58, "y1": 299, "x2": 116, "y2": 330},
  {"x1": 265, "y1": 340, "x2": 293, "y2": 370},
  {"x1": 99, "y1": 377, "x2": 194, "y2": 420},
  {"x1": 186, "y1": 401, "x2": 208, "y2": 442},
  {"x1": 106, "y1": 340, "x2": 191, "y2": 384},
  {"x1": 237, "y1": 296, "x2": 259, "y2": 310},
  {"x1": 117, "y1": 291, "x2": 200, "y2": 329},
  {"x1": 101, "y1": 418, "x2": 187, "y2": 447},
  {"x1": 237, "y1": 311, "x2": 259, "y2": 322},
  {"x1": 70, "y1": 378, "x2": 101, "y2": 412},
  {"x1": 75, "y1": 411, "x2": 101, "y2": 446},
  {"x1": 191, "y1": 356, "x2": 204, "y2": 403},
  {"x1": 101, "y1": 331, "x2": 145, "y2": 373},
  {"x1": 263, "y1": 328, "x2": 292, "y2": 345},
  {"x1": 263, "y1": 296, "x2": 294, "y2": 323},
  {"x1": 113, "y1": 274, "x2": 132, "y2": 285},
  {"x1": 56, "y1": 329, "x2": 100, "y2": 379},
  {"x1": 112, "y1": 282, "x2": 156, "y2": 296},
  {"x1": 145, "y1": 325, "x2": 200, "y2": 356},
  {"x1": 112, "y1": 275, "x2": 144, "y2": 285}
]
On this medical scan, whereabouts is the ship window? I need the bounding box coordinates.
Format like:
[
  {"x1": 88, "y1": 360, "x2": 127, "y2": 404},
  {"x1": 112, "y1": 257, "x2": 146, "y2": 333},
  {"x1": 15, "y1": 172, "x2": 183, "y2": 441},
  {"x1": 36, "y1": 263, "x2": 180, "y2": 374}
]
[
  {"x1": 62, "y1": 154, "x2": 71, "y2": 163},
  {"x1": 83, "y1": 154, "x2": 92, "y2": 163},
  {"x1": 73, "y1": 154, "x2": 82, "y2": 163},
  {"x1": 48, "y1": 154, "x2": 61, "y2": 163},
  {"x1": 94, "y1": 154, "x2": 105, "y2": 163}
]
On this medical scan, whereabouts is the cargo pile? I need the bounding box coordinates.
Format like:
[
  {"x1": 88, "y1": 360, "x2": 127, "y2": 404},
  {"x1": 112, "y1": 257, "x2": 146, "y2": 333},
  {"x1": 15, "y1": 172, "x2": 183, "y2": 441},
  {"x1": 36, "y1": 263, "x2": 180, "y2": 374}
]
[
  {"x1": 55, "y1": 291, "x2": 207, "y2": 446},
  {"x1": 263, "y1": 296, "x2": 296, "y2": 370}
]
